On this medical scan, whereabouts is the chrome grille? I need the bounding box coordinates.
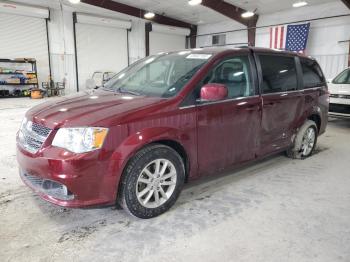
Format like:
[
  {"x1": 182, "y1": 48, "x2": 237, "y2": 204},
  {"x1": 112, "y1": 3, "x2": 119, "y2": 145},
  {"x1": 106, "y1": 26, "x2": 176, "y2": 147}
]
[
  {"x1": 31, "y1": 122, "x2": 51, "y2": 137},
  {"x1": 330, "y1": 94, "x2": 350, "y2": 99},
  {"x1": 18, "y1": 120, "x2": 52, "y2": 154}
]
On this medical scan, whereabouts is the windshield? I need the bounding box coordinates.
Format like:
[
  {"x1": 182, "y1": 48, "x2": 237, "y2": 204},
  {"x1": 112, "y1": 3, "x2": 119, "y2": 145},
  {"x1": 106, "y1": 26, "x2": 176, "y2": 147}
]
[
  {"x1": 333, "y1": 68, "x2": 350, "y2": 84},
  {"x1": 103, "y1": 51, "x2": 212, "y2": 98}
]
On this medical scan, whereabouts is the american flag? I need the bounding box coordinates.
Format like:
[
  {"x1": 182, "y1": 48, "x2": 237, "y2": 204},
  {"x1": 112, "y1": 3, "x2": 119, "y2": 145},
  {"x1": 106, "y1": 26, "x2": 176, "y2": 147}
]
[{"x1": 269, "y1": 23, "x2": 310, "y2": 53}]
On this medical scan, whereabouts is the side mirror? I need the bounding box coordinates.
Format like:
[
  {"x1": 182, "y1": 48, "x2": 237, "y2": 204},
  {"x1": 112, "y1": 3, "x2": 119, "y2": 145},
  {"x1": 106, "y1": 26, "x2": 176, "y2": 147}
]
[{"x1": 200, "y1": 83, "x2": 228, "y2": 102}]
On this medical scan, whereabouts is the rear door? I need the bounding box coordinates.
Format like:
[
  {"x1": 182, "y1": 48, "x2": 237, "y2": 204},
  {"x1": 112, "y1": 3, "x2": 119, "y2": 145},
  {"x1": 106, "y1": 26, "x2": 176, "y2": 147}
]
[{"x1": 256, "y1": 53, "x2": 304, "y2": 156}]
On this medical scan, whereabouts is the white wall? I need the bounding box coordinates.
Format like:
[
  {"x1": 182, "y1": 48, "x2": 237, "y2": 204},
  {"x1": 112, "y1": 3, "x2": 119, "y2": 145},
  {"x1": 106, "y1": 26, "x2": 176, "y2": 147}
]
[
  {"x1": 197, "y1": 1, "x2": 350, "y2": 78},
  {"x1": 46, "y1": 6, "x2": 146, "y2": 94},
  {"x1": 149, "y1": 32, "x2": 186, "y2": 54},
  {"x1": 197, "y1": 20, "x2": 247, "y2": 48},
  {"x1": 129, "y1": 19, "x2": 146, "y2": 64},
  {"x1": 48, "y1": 8, "x2": 76, "y2": 94}
]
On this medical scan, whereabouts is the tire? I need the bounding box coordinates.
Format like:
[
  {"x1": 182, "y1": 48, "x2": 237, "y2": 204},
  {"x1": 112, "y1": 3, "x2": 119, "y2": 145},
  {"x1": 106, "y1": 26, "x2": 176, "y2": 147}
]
[
  {"x1": 286, "y1": 120, "x2": 318, "y2": 159},
  {"x1": 118, "y1": 144, "x2": 185, "y2": 219}
]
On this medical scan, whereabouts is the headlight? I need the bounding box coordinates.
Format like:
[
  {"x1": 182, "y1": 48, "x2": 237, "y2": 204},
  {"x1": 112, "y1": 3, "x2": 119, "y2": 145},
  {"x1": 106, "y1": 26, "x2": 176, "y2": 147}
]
[{"x1": 52, "y1": 127, "x2": 108, "y2": 153}]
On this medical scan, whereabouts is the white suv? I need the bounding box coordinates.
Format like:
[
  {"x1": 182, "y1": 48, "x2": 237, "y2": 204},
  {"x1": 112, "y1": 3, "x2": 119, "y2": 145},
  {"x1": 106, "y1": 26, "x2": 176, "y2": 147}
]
[{"x1": 328, "y1": 68, "x2": 350, "y2": 115}]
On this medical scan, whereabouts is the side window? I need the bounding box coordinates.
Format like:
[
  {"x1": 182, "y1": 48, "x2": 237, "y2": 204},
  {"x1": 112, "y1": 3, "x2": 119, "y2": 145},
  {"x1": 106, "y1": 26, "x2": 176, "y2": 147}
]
[
  {"x1": 259, "y1": 55, "x2": 297, "y2": 93},
  {"x1": 300, "y1": 58, "x2": 325, "y2": 88},
  {"x1": 204, "y1": 56, "x2": 254, "y2": 99}
]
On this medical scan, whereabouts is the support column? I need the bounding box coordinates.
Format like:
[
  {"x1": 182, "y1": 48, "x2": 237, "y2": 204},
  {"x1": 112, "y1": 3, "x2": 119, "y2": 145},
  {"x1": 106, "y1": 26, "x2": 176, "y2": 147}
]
[
  {"x1": 189, "y1": 25, "x2": 197, "y2": 48},
  {"x1": 247, "y1": 16, "x2": 258, "y2": 47},
  {"x1": 145, "y1": 22, "x2": 152, "y2": 56}
]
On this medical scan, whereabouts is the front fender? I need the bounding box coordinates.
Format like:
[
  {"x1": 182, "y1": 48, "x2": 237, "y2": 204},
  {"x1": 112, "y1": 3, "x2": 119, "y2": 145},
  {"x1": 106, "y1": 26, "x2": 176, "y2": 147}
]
[{"x1": 108, "y1": 126, "x2": 192, "y2": 198}]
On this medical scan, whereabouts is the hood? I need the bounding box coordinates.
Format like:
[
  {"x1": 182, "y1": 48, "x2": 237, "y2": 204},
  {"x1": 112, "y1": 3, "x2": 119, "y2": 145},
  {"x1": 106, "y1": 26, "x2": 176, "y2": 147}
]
[
  {"x1": 26, "y1": 90, "x2": 166, "y2": 129},
  {"x1": 328, "y1": 83, "x2": 350, "y2": 95}
]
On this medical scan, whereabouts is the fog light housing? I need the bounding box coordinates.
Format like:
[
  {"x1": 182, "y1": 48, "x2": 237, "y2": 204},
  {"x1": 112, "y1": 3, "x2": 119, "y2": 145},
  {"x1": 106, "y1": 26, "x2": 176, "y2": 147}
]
[{"x1": 42, "y1": 180, "x2": 74, "y2": 200}]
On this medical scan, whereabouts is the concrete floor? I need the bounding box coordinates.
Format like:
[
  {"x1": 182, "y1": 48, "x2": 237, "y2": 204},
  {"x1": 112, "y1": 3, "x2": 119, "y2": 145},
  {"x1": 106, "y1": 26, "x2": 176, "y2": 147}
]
[{"x1": 0, "y1": 98, "x2": 349, "y2": 262}]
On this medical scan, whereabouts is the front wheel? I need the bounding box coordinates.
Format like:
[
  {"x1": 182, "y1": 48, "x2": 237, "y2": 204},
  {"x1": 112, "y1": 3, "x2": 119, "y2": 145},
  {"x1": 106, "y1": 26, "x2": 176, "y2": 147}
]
[
  {"x1": 286, "y1": 120, "x2": 318, "y2": 159},
  {"x1": 118, "y1": 144, "x2": 185, "y2": 219}
]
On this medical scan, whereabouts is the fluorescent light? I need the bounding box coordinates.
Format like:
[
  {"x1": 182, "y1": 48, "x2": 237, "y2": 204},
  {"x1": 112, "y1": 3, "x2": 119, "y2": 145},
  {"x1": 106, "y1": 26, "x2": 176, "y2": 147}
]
[
  {"x1": 144, "y1": 12, "x2": 155, "y2": 19},
  {"x1": 188, "y1": 0, "x2": 202, "y2": 6},
  {"x1": 293, "y1": 1, "x2": 308, "y2": 8},
  {"x1": 241, "y1": 11, "x2": 255, "y2": 18},
  {"x1": 69, "y1": 0, "x2": 80, "y2": 4}
]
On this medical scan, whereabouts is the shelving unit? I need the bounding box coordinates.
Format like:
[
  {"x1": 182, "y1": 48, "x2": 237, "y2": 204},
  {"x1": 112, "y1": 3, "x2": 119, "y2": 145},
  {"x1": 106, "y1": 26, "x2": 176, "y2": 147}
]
[{"x1": 0, "y1": 58, "x2": 39, "y2": 98}]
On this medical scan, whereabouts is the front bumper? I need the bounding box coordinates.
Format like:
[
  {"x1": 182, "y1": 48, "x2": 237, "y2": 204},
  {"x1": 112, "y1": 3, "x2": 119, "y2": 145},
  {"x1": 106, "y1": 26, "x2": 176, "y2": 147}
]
[{"x1": 17, "y1": 144, "x2": 118, "y2": 208}]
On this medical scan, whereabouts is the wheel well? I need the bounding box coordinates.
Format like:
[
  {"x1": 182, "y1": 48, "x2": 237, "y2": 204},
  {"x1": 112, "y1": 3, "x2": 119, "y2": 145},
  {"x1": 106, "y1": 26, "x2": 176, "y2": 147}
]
[
  {"x1": 154, "y1": 140, "x2": 189, "y2": 183},
  {"x1": 116, "y1": 139, "x2": 190, "y2": 206},
  {"x1": 308, "y1": 114, "x2": 321, "y2": 133}
]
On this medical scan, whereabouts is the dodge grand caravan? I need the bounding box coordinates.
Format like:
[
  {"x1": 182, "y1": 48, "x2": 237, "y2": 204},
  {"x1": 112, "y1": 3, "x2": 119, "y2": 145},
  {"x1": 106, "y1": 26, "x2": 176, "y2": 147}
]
[{"x1": 17, "y1": 47, "x2": 329, "y2": 218}]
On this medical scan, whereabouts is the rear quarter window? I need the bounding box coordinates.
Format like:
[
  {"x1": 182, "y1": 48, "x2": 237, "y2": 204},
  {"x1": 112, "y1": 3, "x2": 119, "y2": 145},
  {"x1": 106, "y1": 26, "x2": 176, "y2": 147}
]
[{"x1": 300, "y1": 58, "x2": 325, "y2": 88}]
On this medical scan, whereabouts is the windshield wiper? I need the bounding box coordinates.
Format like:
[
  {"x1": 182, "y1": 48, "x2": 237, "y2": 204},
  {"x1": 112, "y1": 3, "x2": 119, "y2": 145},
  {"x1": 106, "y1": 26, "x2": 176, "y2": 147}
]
[{"x1": 115, "y1": 86, "x2": 142, "y2": 96}]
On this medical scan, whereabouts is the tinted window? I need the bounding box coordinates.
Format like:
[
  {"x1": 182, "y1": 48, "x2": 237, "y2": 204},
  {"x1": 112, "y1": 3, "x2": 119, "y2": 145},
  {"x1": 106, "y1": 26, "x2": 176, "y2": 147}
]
[
  {"x1": 300, "y1": 58, "x2": 325, "y2": 88},
  {"x1": 332, "y1": 68, "x2": 350, "y2": 85},
  {"x1": 259, "y1": 55, "x2": 297, "y2": 93},
  {"x1": 203, "y1": 56, "x2": 254, "y2": 99}
]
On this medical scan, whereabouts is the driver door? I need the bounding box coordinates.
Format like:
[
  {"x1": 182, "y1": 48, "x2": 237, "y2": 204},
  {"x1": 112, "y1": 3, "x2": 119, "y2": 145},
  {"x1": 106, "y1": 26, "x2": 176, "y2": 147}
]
[{"x1": 196, "y1": 54, "x2": 262, "y2": 175}]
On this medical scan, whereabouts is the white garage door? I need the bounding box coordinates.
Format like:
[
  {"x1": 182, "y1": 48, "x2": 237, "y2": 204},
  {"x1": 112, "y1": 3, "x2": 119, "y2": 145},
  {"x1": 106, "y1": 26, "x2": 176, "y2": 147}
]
[
  {"x1": 149, "y1": 24, "x2": 190, "y2": 55},
  {"x1": 0, "y1": 13, "x2": 50, "y2": 87},
  {"x1": 76, "y1": 15, "x2": 131, "y2": 91}
]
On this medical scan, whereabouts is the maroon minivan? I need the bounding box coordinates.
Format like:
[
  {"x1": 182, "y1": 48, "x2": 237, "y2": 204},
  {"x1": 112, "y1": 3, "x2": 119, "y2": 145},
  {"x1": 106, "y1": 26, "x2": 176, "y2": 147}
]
[{"x1": 17, "y1": 47, "x2": 329, "y2": 218}]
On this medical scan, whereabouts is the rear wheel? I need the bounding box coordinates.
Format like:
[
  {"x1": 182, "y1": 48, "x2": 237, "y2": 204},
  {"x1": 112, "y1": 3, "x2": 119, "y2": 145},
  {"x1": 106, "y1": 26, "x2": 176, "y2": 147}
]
[
  {"x1": 286, "y1": 120, "x2": 318, "y2": 159},
  {"x1": 118, "y1": 144, "x2": 185, "y2": 219}
]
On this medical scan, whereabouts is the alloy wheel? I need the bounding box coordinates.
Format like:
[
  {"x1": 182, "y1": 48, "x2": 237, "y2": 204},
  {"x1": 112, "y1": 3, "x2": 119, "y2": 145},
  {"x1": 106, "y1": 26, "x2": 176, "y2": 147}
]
[
  {"x1": 136, "y1": 159, "x2": 177, "y2": 208},
  {"x1": 301, "y1": 127, "x2": 316, "y2": 156}
]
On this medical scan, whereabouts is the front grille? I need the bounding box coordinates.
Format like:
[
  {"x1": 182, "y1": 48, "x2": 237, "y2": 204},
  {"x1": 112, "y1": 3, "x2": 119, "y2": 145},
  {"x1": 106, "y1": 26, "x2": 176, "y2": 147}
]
[
  {"x1": 31, "y1": 122, "x2": 51, "y2": 137},
  {"x1": 18, "y1": 121, "x2": 52, "y2": 154},
  {"x1": 330, "y1": 94, "x2": 350, "y2": 99},
  {"x1": 329, "y1": 103, "x2": 350, "y2": 114}
]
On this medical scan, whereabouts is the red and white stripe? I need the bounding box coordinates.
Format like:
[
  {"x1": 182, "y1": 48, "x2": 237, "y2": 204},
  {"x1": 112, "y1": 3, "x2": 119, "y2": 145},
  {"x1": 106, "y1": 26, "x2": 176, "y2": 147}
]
[{"x1": 269, "y1": 26, "x2": 287, "y2": 49}]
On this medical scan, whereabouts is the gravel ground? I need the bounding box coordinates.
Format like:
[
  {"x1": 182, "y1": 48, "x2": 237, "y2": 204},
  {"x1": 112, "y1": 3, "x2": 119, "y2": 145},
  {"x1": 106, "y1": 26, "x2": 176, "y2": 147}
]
[{"x1": 0, "y1": 98, "x2": 349, "y2": 262}]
